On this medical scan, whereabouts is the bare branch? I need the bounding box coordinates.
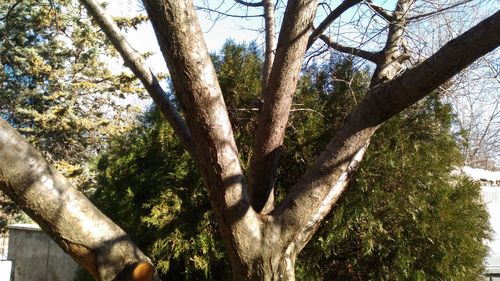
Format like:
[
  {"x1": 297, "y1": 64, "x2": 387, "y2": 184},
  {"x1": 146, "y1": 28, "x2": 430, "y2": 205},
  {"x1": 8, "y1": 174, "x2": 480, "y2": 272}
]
[
  {"x1": 407, "y1": 0, "x2": 474, "y2": 22},
  {"x1": 234, "y1": 0, "x2": 264, "y2": 7},
  {"x1": 319, "y1": 34, "x2": 381, "y2": 63},
  {"x1": 307, "y1": 0, "x2": 362, "y2": 50},
  {"x1": 80, "y1": 0, "x2": 194, "y2": 154},
  {"x1": 195, "y1": 6, "x2": 263, "y2": 18},
  {"x1": 290, "y1": 107, "x2": 326, "y2": 119},
  {"x1": 365, "y1": 0, "x2": 394, "y2": 22}
]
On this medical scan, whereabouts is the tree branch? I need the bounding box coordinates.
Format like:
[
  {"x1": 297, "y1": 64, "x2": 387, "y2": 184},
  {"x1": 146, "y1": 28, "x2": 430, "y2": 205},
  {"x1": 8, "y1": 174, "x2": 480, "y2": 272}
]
[
  {"x1": 0, "y1": 119, "x2": 161, "y2": 281},
  {"x1": 307, "y1": 0, "x2": 362, "y2": 50},
  {"x1": 275, "y1": 9, "x2": 500, "y2": 255},
  {"x1": 261, "y1": 0, "x2": 276, "y2": 92},
  {"x1": 195, "y1": 6, "x2": 263, "y2": 18},
  {"x1": 407, "y1": 0, "x2": 473, "y2": 22},
  {"x1": 141, "y1": 1, "x2": 261, "y2": 278},
  {"x1": 319, "y1": 34, "x2": 381, "y2": 63},
  {"x1": 372, "y1": 0, "x2": 414, "y2": 83},
  {"x1": 80, "y1": 0, "x2": 194, "y2": 154},
  {"x1": 366, "y1": 0, "x2": 395, "y2": 22},
  {"x1": 248, "y1": 0, "x2": 319, "y2": 214},
  {"x1": 234, "y1": 0, "x2": 264, "y2": 7}
]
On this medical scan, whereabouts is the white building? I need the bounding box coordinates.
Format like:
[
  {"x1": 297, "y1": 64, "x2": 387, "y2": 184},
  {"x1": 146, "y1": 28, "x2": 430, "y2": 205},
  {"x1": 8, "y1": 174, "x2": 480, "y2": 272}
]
[
  {"x1": 464, "y1": 166, "x2": 500, "y2": 280},
  {"x1": 0, "y1": 224, "x2": 78, "y2": 281}
]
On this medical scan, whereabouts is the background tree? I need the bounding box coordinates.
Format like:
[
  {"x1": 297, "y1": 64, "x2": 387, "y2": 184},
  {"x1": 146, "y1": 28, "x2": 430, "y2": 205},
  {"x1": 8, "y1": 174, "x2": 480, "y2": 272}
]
[
  {"x1": 0, "y1": 0, "x2": 499, "y2": 280},
  {"x1": 0, "y1": 0, "x2": 143, "y2": 226},
  {"x1": 448, "y1": 81, "x2": 500, "y2": 169},
  {"x1": 297, "y1": 93, "x2": 490, "y2": 281}
]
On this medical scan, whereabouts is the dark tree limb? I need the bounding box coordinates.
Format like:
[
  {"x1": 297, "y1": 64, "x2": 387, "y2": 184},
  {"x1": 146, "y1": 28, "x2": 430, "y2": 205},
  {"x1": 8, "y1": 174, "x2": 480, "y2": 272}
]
[
  {"x1": 307, "y1": 0, "x2": 362, "y2": 50},
  {"x1": 0, "y1": 119, "x2": 161, "y2": 281},
  {"x1": 319, "y1": 34, "x2": 381, "y2": 63},
  {"x1": 234, "y1": 0, "x2": 264, "y2": 7}
]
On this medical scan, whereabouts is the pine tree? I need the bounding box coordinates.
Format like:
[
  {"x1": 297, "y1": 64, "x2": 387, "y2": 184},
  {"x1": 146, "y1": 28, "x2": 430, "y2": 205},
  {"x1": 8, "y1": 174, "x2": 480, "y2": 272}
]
[{"x1": 0, "y1": 0, "x2": 143, "y2": 223}]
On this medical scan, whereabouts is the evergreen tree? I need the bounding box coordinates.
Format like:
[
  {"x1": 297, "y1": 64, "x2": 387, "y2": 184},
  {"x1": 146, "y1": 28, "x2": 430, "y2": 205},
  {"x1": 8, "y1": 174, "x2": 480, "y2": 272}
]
[
  {"x1": 91, "y1": 42, "x2": 490, "y2": 280},
  {"x1": 0, "y1": 0, "x2": 142, "y2": 186},
  {"x1": 297, "y1": 94, "x2": 490, "y2": 281},
  {"x1": 0, "y1": 0, "x2": 144, "y2": 223}
]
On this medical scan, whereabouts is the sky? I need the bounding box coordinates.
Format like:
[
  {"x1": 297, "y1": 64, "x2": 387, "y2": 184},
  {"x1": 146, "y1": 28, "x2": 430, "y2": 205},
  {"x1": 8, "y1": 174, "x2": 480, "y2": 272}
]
[{"x1": 106, "y1": 0, "x2": 263, "y2": 74}]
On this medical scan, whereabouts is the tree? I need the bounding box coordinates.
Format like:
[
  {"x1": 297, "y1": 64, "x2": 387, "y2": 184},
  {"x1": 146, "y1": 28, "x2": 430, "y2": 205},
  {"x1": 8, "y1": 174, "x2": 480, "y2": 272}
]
[
  {"x1": 0, "y1": 0, "x2": 144, "y2": 230},
  {"x1": 90, "y1": 42, "x2": 263, "y2": 280},
  {"x1": 451, "y1": 85, "x2": 500, "y2": 169},
  {"x1": 90, "y1": 44, "x2": 490, "y2": 280},
  {"x1": 0, "y1": 0, "x2": 143, "y2": 183},
  {"x1": 0, "y1": 0, "x2": 499, "y2": 280}
]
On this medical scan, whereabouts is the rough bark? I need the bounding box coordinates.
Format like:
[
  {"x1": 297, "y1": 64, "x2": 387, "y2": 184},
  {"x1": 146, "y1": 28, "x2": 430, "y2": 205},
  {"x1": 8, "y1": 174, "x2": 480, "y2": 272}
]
[
  {"x1": 248, "y1": 0, "x2": 318, "y2": 214},
  {"x1": 141, "y1": 0, "x2": 266, "y2": 279},
  {"x1": 80, "y1": 0, "x2": 194, "y2": 154},
  {"x1": 0, "y1": 119, "x2": 160, "y2": 281},
  {"x1": 371, "y1": 0, "x2": 414, "y2": 84},
  {"x1": 262, "y1": 0, "x2": 276, "y2": 92}
]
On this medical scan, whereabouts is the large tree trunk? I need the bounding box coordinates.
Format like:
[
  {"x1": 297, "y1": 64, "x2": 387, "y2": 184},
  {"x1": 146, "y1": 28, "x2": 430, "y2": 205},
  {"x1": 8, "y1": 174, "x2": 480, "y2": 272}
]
[
  {"x1": 0, "y1": 119, "x2": 160, "y2": 281},
  {"x1": 248, "y1": 0, "x2": 318, "y2": 213},
  {"x1": 234, "y1": 252, "x2": 297, "y2": 281}
]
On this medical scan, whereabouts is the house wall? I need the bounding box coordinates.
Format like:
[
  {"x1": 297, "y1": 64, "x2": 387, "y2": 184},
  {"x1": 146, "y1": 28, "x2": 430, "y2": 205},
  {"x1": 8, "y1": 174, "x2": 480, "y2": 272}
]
[{"x1": 7, "y1": 224, "x2": 78, "y2": 281}]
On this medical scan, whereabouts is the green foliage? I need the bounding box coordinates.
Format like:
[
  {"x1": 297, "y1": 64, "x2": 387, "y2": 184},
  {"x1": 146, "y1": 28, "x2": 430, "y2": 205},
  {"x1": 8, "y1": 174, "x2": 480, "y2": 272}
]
[
  {"x1": 93, "y1": 110, "x2": 228, "y2": 280},
  {"x1": 92, "y1": 42, "x2": 490, "y2": 280},
  {"x1": 0, "y1": 0, "x2": 142, "y2": 190},
  {"x1": 297, "y1": 95, "x2": 490, "y2": 281}
]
